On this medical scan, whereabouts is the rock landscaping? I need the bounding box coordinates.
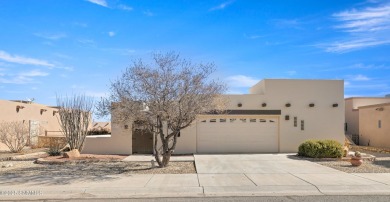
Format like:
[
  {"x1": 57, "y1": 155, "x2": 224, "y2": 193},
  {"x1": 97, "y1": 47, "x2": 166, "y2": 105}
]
[{"x1": 312, "y1": 147, "x2": 390, "y2": 173}]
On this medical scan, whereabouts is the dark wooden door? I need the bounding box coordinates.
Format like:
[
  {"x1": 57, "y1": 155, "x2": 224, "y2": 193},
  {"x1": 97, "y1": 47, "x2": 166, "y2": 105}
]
[{"x1": 132, "y1": 129, "x2": 153, "y2": 154}]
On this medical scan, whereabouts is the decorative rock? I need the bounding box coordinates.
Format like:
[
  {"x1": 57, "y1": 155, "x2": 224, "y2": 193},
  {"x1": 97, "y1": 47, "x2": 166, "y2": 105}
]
[
  {"x1": 1, "y1": 163, "x2": 13, "y2": 168},
  {"x1": 63, "y1": 149, "x2": 80, "y2": 158}
]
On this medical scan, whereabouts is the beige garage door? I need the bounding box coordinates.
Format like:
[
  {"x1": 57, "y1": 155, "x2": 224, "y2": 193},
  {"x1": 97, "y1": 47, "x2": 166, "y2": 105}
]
[{"x1": 197, "y1": 117, "x2": 279, "y2": 153}]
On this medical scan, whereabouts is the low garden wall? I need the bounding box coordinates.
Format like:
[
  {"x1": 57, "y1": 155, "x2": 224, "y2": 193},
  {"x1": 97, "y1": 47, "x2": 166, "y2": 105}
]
[{"x1": 37, "y1": 136, "x2": 67, "y2": 148}]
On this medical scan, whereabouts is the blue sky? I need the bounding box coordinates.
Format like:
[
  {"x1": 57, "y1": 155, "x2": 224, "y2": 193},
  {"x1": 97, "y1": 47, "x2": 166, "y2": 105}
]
[{"x1": 1, "y1": 0, "x2": 390, "y2": 108}]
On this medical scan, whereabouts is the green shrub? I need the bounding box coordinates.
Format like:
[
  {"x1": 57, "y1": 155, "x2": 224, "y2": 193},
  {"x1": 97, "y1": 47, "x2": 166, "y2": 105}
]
[
  {"x1": 47, "y1": 148, "x2": 62, "y2": 156},
  {"x1": 298, "y1": 139, "x2": 343, "y2": 158}
]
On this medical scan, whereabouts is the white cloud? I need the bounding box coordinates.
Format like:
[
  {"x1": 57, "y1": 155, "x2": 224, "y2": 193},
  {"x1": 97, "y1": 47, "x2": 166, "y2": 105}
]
[
  {"x1": 210, "y1": 1, "x2": 234, "y2": 11},
  {"x1": 244, "y1": 34, "x2": 264, "y2": 39},
  {"x1": 324, "y1": 3, "x2": 390, "y2": 53},
  {"x1": 108, "y1": 31, "x2": 116, "y2": 37},
  {"x1": 271, "y1": 19, "x2": 301, "y2": 29},
  {"x1": 34, "y1": 33, "x2": 67, "y2": 40},
  {"x1": 118, "y1": 4, "x2": 133, "y2": 11},
  {"x1": 0, "y1": 69, "x2": 49, "y2": 84},
  {"x1": 86, "y1": 0, "x2": 108, "y2": 7},
  {"x1": 20, "y1": 69, "x2": 49, "y2": 77},
  {"x1": 226, "y1": 75, "x2": 259, "y2": 87},
  {"x1": 286, "y1": 70, "x2": 297, "y2": 76},
  {"x1": 143, "y1": 10, "x2": 154, "y2": 16},
  {"x1": 0, "y1": 50, "x2": 54, "y2": 67},
  {"x1": 348, "y1": 74, "x2": 371, "y2": 81},
  {"x1": 333, "y1": 4, "x2": 390, "y2": 33},
  {"x1": 324, "y1": 38, "x2": 390, "y2": 53}
]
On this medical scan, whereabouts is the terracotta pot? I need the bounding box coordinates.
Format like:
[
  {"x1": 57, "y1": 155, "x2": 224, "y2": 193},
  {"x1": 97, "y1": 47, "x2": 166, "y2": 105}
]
[{"x1": 351, "y1": 157, "x2": 363, "y2": 166}]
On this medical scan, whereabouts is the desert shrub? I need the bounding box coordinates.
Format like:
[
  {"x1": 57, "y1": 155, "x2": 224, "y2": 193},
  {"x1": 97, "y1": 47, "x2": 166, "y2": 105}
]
[
  {"x1": 87, "y1": 128, "x2": 111, "y2": 135},
  {"x1": 0, "y1": 121, "x2": 29, "y2": 153},
  {"x1": 41, "y1": 137, "x2": 67, "y2": 156},
  {"x1": 298, "y1": 139, "x2": 343, "y2": 158},
  {"x1": 47, "y1": 147, "x2": 62, "y2": 156}
]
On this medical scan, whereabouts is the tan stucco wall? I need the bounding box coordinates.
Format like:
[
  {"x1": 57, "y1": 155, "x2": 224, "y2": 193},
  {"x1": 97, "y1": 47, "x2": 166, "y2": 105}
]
[
  {"x1": 231, "y1": 79, "x2": 344, "y2": 152},
  {"x1": 82, "y1": 117, "x2": 132, "y2": 155},
  {"x1": 176, "y1": 79, "x2": 345, "y2": 153},
  {"x1": 105, "y1": 79, "x2": 346, "y2": 155},
  {"x1": 0, "y1": 100, "x2": 61, "y2": 131},
  {"x1": 359, "y1": 103, "x2": 390, "y2": 148},
  {"x1": 345, "y1": 97, "x2": 390, "y2": 136},
  {"x1": 0, "y1": 100, "x2": 62, "y2": 150}
]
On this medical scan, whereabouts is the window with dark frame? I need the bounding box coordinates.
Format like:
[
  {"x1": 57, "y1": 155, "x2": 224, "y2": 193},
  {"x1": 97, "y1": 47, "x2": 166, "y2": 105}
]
[
  {"x1": 294, "y1": 117, "x2": 297, "y2": 127},
  {"x1": 378, "y1": 120, "x2": 382, "y2": 128},
  {"x1": 301, "y1": 120, "x2": 304, "y2": 130}
]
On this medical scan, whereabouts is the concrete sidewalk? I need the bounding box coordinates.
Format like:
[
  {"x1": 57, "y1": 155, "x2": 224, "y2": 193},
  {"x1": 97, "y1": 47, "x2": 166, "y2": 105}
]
[
  {"x1": 122, "y1": 154, "x2": 194, "y2": 162},
  {"x1": 1, "y1": 154, "x2": 390, "y2": 200}
]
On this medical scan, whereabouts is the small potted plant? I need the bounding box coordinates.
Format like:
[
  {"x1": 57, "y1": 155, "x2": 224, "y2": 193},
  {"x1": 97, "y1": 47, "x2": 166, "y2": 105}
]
[{"x1": 350, "y1": 151, "x2": 363, "y2": 166}]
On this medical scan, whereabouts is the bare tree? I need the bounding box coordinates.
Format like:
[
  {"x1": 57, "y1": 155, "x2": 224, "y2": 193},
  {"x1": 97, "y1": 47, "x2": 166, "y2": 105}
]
[
  {"x1": 56, "y1": 94, "x2": 94, "y2": 151},
  {"x1": 0, "y1": 121, "x2": 29, "y2": 153},
  {"x1": 98, "y1": 52, "x2": 226, "y2": 167}
]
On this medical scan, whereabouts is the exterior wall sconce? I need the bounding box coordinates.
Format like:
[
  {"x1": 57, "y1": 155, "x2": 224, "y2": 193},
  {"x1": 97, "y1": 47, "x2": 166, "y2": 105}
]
[
  {"x1": 285, "y1": 103, "x2": 291, "y2": 107},
  {"x1": 262, "y1": 103, "x2": 267, "y2": 107},
  {"x1": 237, "y1": 103, "x2": 242, "y2": 107},
  {"x1": 40, "y1": 109, "x2": 47, "y2": 115},
  {"x1": 309, "y1": 103, "x2": 315, "y2": 107},
  {"x1": 53, "y1": 111, "x2": 58, "y2": 116},
  {"x1": 376, "y1": 107, "x2": 384, "y2": 111},
  {"x1": 16, "y1": 105, "x2": 25, "y2": 112},
  {"x1": 285, "y1": 115, "x2": 290, "y2": 120},
  {"x1": 332, "y1": 103, "x2": 338, "y2": 107}
]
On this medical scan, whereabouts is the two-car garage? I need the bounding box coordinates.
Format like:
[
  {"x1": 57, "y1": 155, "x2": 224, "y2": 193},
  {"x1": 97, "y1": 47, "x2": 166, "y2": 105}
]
[{"x1": 196, "y1": 114, "x2": 280, "y2": 153}]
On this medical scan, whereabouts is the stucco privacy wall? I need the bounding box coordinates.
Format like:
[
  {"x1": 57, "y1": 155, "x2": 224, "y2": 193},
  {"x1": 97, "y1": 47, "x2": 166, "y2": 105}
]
[
  {"x1": 82, "y1": 116, "x2": 132, "y2": 155},
  {"x1": 359, "y1": 103, "x2": 390, "y2": 148},
  {"x1": 0, "y1": 100, "x2": 62, "y2": 149},
  {"x1": 345, "y1": 97, "x2": 390, "y2": 136}
]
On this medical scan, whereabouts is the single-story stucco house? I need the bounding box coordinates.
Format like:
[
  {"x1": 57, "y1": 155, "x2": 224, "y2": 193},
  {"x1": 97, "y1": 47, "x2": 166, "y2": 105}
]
[
  {"x1": 82, "y1": 79, "x2": 345, "y2": 154},
  {"x1": 345, "y1": 96, "x2": 390, "y2": 147},
  {"x1": 0, "y1": 99, "x2": 62, "y2": 150}
]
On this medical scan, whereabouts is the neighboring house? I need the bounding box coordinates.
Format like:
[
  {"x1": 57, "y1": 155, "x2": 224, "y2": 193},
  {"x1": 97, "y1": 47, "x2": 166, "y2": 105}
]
[
  {"x1": 0, "y1": 99, "x2": 62, "y2": 149},
  {"x1": 344, "y1": 97, "x2": 390, "y2": 145},
  {"x1": 83, "y1": 79, "x2": 345, "y2": 155},
  {"x1": 90, "y1": 122, "x2": 111, "y2": 133},
  {"x1": 359, "y1": 103, "x2": 390, "y2": 148}
]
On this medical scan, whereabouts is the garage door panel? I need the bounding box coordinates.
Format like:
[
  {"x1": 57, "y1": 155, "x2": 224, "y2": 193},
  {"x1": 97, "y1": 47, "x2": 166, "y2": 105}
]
[{"x1": 197, "y1": 117, "x2": 278, "y2": 153}]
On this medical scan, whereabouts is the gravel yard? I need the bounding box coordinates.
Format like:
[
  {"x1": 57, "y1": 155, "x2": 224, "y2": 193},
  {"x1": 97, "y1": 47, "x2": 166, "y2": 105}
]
[
  {"x1": 0, "y1": 148, "x2": 47, "y2": 160},
  {"x1": 0, "y1": 160, "x2": 196, "y2": 176},
  {"x1": 316, "y1": 157, "x2": 390, "y2": 173},
  {"x1": 313, "y1": 149, "x2": 390, "y2": 173}
]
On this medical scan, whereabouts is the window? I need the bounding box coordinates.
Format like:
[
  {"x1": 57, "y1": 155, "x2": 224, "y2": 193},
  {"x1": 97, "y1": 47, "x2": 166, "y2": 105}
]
[
  {"x1": 230, "y1": 118, "x2": 236, "y2": 123},
  {"x1": 345, "y1": 123, "x2": 348, "y2": 131},
  {"x1": 294, "y1": 117, "x2": 297, "y2": 127},
  {"x1": 240, "y1": 118, "x2": 247, "y2": 123},
  {"x1": 210, "y1": 119, "x2": 216, "y2": 123},
  {"x1": 378, "y1": 120, "x2": 382, "y2": 128},
  {"x1": 269, "y1": 120, "x2": 275, "y2": 123},
  {"x1": 249, "y1": 119, "x2": 256, "y2": 122},
  {"x1": 124, "y1": 125, "x2": 129, "y2": 129},
  {"x1": 201, "y1": 120, "x2": 206, "y2": 123},
  {"x1": 259, "y1": 119, "x2": 266, "y2": 123},
  {"x1": 220, "y1": 119, "x2": 226, "y2": 123},
  {"x1": 301, "y1": 120, "x2": 304, "y2": 131}
]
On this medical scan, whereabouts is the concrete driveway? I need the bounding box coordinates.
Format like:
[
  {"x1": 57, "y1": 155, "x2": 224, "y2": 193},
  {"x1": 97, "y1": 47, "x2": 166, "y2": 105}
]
[{"x1": 194, "y1": 154, "x2": 390, "y2": 195}]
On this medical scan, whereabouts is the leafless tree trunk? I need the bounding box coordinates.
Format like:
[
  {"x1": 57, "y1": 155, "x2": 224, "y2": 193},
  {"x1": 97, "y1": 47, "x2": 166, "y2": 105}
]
[
  {"x1": 56, "y1": 94, "x2": 94, "y2": 151},
  {"x1": 0, "y1": 121, "x2": 29, "y2": 153},
  {"x1": 98, "y1": 51, "x2": 226, "y2": 167}
]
